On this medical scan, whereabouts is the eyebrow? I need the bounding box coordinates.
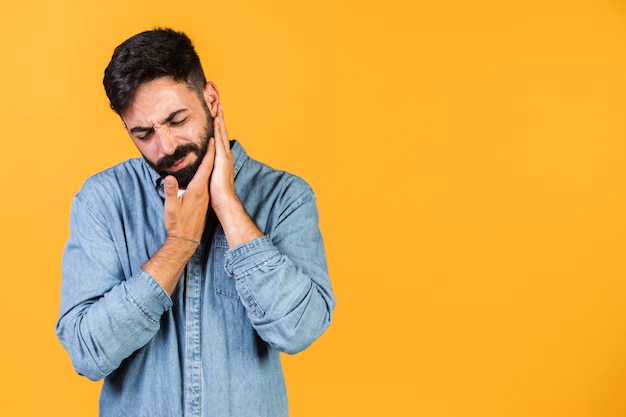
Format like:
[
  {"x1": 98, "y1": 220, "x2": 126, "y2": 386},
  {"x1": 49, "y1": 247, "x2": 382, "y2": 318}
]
[{"x1": 129, "y1": 109, "x2": 189, "y2": 135}]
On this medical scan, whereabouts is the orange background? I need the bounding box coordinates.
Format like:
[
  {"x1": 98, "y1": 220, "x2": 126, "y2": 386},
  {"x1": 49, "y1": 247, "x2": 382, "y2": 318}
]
[{"x1": 2, "y1": 0, "x2": 626, "y2": 416}]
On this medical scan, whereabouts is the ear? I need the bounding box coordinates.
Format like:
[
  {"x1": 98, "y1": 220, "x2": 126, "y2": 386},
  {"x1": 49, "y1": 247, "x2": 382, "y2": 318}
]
[{"x1": 203, "y1": 82, "x2": 220, "y2": 118}]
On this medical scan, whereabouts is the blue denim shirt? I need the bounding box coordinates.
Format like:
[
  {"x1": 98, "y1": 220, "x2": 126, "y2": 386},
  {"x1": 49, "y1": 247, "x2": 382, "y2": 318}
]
[{"x1": 56, "y1": 141, "x2": 335, "y2": 417}]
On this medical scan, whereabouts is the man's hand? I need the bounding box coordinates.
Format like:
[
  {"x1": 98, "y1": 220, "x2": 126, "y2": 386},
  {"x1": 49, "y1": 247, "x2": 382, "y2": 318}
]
[
  {"x1": 142, "y1": 137, "x2": 216, "y2": 295},
  {"x1": 209, "y1": 104, "x2": 237, "y2": 212},
  {"x1": 210, "y1": 104, "x2": 264, "y2": 248},
  {"x1": 163, "y1": 138, "x2": 216, "y2": 244}
]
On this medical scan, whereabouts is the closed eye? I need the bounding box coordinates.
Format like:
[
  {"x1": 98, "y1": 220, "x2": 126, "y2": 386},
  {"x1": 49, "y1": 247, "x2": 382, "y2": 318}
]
[
  {"x1": 135, "y1": 128, "x2": 154, "y2": 141},
  {"x1": 170, "y1": 117, "x2": 187, "y2": 126},
  {"x1": 127, "y1": 108, "x2": 189, "y2": 140}
]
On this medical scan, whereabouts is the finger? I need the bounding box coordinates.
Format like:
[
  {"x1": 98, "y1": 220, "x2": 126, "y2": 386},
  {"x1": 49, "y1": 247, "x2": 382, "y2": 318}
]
[
  {"x1": 219, "y1": 104, "x2": 229, "y2": 148},
  {"x1": 214, "y1": 104, "x2": 230, "y2": 152},
  {"x1": 163, "y1": 175, "x2": 180, "y2": 215},
  {"x1": 163, "y1": 175, "x2": 179, "y2": 198},
  {"x1": 187, "y1": 137, "x2": 216, "y2": 190}
]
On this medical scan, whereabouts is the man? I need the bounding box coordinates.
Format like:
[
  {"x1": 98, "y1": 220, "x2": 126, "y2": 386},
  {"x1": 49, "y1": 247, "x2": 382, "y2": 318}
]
[{"x1": 56, "y1": 28, "x2": 335, "y2": 417}]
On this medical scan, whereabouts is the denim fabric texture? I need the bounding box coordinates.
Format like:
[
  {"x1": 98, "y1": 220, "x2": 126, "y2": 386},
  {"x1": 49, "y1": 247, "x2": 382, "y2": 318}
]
[{"x1": 56, "y1": 140, "x2": 335, "y2": 417}]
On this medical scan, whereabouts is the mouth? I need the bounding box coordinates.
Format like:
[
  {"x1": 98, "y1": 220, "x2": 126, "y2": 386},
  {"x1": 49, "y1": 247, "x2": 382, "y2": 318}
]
[{"x1": 166, "y1": 154, "x2": 190, "y2": 172}]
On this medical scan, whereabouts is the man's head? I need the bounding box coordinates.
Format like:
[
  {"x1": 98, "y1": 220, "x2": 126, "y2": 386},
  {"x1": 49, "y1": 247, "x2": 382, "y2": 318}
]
[{"x1": 103, "y1": 28, "x2": 219, "y2": 188}]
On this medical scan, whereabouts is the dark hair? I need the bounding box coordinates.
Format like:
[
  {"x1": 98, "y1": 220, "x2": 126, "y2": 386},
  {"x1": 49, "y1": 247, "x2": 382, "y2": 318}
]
[{"x1": 103, "y1": 28, "x2": 207, "y2": 116}]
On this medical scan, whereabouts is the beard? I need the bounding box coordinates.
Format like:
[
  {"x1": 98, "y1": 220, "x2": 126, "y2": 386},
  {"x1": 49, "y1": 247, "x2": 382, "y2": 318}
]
[{"x1": 147, "y1": 113, "x2": 214, "y2": 189}]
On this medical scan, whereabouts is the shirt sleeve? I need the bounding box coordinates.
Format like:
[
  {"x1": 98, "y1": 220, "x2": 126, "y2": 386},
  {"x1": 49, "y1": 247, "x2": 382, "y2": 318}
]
[
  {"x1": 224, "y1": 190, "x2": 336, "y2": 354},
  {"x1": 55, "y1": 191, "x2": 172, "y2": 381}
]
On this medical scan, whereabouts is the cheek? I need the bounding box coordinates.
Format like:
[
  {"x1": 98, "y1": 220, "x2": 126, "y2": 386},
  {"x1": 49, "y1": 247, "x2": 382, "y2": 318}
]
[
  {"x1": 175, "y1": 125, "x2": 203, "y2": 143},
  {"x1": 132, "y1": 139, "x2": 160, "y2": 163}
]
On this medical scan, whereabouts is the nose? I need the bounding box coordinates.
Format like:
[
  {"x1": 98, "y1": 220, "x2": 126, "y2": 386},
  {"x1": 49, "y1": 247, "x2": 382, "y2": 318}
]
[{"x1": 154, "y1": 126, "x2": 177, "y2": 155}]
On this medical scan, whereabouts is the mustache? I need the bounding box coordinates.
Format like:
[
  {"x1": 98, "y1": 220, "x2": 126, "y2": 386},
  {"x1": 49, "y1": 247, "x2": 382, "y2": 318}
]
[{"x1": 155, "y1": 144, "x2": 200, "y2": 170}]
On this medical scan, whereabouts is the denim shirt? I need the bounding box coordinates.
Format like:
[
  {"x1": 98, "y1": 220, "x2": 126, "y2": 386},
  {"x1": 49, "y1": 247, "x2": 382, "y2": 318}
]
[{"x1": 56, "y1": 141, "x2": 335, "y2": 417}]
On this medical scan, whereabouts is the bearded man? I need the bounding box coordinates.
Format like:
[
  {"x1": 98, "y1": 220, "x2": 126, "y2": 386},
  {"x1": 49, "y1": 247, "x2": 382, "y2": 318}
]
[{"x1": 56, "y1": 28, "x2": 335, "y2": 417}]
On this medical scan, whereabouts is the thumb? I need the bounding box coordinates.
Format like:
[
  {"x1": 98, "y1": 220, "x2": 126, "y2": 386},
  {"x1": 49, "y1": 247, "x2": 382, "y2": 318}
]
[
  {"x1": 163, "y1": 175, "x2": 180, "y2": 199},
  {"x1": 163, "y1": 175, "x2": 181, "y2": 224}
]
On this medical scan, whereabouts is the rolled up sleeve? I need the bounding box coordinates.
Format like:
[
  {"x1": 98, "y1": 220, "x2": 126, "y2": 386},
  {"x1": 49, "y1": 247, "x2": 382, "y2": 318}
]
[
  {"x1": 56, "y1": 191, "x2": 172, "y2": 381},
  {"x1": 224, "y1": 192, "x2": 335, "y2": 354}
]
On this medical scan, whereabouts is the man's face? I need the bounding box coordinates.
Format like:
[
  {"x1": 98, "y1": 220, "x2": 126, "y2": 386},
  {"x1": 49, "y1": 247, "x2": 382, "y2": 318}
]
[{"x1": 122, "y1": 77, "x2": 215, "y2": 189}]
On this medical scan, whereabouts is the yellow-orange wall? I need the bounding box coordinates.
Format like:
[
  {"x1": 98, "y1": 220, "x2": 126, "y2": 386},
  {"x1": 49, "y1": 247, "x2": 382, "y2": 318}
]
[{"x1": 2, "y1": 0, "x2": 626, "y2": 416}]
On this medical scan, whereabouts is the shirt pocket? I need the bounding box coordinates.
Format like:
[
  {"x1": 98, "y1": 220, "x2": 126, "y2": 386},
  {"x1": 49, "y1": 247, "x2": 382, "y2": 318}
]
[{"x1": 212, "y1": 232, "x2": 240, "y2": 300}]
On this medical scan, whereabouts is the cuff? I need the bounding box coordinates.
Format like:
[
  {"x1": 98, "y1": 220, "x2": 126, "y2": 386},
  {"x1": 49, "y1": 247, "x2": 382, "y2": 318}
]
[
  {"x1": 224, "y1": 235, "x2": 280, "y2": 279},
  {"x1": 124, "y1": 270, "x2": 174, "y2": 324}
]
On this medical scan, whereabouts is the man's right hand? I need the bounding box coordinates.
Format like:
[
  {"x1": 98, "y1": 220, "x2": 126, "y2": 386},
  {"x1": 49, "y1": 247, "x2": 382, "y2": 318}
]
[
  {"x1": 162, "y1": 137, "x2": 216, "y2": 244},
  {"x1": 142, "y1": 137, "x2": 216, "y2": 294}
]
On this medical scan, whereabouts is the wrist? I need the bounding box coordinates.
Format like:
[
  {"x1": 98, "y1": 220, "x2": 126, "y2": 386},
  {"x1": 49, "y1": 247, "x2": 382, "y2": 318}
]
[
  {"x1": 161, "y1": 235, "x2": 202, "y2": 259},
  {"x1": 167, "y1": 235, "x2": 201, "y2": 246},
  {"x1": 213, "y1": 199, "x2": 263, "y2": 248},
  {"x1": 142, "y1": 236, "x2": 200, "y2": 295}
]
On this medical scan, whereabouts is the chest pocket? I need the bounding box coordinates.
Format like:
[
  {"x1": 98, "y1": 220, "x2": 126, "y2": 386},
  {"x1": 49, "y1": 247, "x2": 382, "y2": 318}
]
[{"x1": 212, "y1": 232, "x2": 240, "y2": 300}]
